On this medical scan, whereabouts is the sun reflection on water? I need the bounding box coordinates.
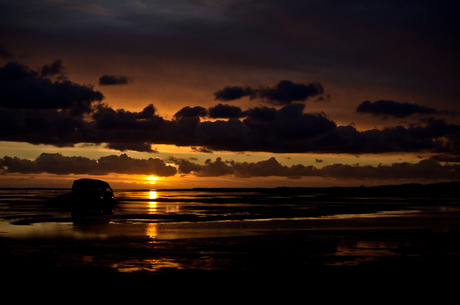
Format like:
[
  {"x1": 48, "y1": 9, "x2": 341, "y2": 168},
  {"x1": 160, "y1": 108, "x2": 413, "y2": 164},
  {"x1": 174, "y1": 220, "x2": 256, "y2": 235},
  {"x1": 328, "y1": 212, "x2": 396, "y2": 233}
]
[
  {"x1": 113, "y1": 258, "x2": 181, "y2": 273},
  {"x1": 148, "y1": 190, "x2": 157, "y2": 213},
  {"x1": 146, "y1": 223, "x2": 158, "y2": 239}
]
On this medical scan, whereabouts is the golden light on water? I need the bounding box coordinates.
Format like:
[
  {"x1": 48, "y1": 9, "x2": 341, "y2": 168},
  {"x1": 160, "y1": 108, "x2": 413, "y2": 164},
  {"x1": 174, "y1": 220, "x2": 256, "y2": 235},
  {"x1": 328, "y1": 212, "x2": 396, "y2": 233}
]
[
  {"x1": 148, "y1": 190, "x2": 157, "y2": 213},
  {"x1": 146, "y1": 223, "x2": 158, "y2": 239},
  {"x1": 149, "y1": 190, "x2": 158, "y2": 200}
]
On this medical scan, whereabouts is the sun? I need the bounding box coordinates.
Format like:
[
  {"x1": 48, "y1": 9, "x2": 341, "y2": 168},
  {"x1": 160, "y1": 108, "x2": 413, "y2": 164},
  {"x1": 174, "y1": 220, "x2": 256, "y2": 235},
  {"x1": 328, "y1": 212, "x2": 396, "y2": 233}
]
[{"x1": 147, "y1": 176, "x2": 159, "y2": 184}]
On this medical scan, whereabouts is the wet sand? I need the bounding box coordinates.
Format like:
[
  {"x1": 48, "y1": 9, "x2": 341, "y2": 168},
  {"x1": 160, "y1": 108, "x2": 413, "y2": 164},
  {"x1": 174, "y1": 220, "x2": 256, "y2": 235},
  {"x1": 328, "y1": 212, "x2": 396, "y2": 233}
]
[
  {"x1": 1, "y1": 184, "x2": 459, "y2": 288},
  {"x1": 1, "y1": 212, "x2": 459, "y2": 276}
]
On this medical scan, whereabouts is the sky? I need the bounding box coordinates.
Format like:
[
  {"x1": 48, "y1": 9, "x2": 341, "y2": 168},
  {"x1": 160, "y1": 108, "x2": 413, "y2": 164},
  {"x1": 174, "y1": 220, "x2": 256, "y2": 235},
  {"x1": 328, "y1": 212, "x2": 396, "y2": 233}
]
[{"x1": 1, "y1": 0, "x2": 460, "y2": 189}]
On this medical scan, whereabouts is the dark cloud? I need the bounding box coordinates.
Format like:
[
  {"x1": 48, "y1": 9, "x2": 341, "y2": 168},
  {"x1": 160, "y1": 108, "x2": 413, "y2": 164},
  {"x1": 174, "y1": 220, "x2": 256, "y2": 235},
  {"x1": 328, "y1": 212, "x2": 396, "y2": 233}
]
[
  {"x1": 429, "y1": 154, "x2": 460, "y2": 163},
  {"x1": 356, "y1": 100, "x2": 451, "y2": 118},
  {"x1": 214, "y1": 80, "x2": 324, "y2": 105},
  {"x1": 105, "y1": 142, "x2": 157, "y2": 153},
  {"x1": 0, "y1": 153, "x2": 176, "y2": 176},
  {"x1": 96, "y1": 154, "x2": 176, "y2": 176},
  {"x1": 174, "y1": 106, "x2": 207, "y2": 119},
  {"x1": 40, "y1": 59, "x2": 66, "y2": 79},
  {"x1": 137, "y1": 103, "x2": 157, "y2": 119},
  {"x1": 257, "y1": 80, "x2": 324, "y2": 105},
  {"x1": 241, "y1": 103, "x2": 336, "y2": 144},
  {"x1": 191, "y1": 147, "x2": 213, "y2": 154},
  {"x1": 93, "y1": 103, "x2": 163, "y2": 130},
  {"x1": 1, "y1": 60, "x2": 460, "y2": 156},
  {"x1": 0, "y1": 102, "x2": 97, "y2": 147},
  {"x1": 232, "y1": 157, "x2": 301, "y2": 178},
  {"x1": 208, "y1": 103, "x2": 245, "y2": 119},
  {"x1": 0, "y1": 45, "x2": 15, "y2": 60},
  {"x1": 214, "y1": 86, "x2": 255, "y2": 101},
  {"x1": 0, "y1": 61, "x2": 38, "y2": 80},
  {"x1": 167, "y1": 156, "x2": 203, "y2": 174},
  {"x1": 0, "y1": 153, "x2": 97, "y2": 175},
  {"x1": 0, "y1": 61, "x2": 104, "y2": 115},
  {"x1": 2, "y1": 98, "x2": 460, "y2": 155},
  {"x1": 98, "y1": 74, "x2": 132, "y2": 86},
  {"x1": 2, "y1": 152, "x2": 460, "y2": 181},
  {"x1": 167, "y1": 156, "x2": 460, "y2": 181},
  {"x1": 86, "y1": 104, "x2": 166, "y2": 149},
  {"x1": 318, "y1": 159, "x2": 460, "y2": 181},
  {"x1": 168, "y1": 157, "x2": 234, "y2": 177},
  {"x1": 198, "y1": 157, "x2": 234, "y2": 177},
  {"x1": 244, "y1": 106, "x2": 277, "y2": 121}
]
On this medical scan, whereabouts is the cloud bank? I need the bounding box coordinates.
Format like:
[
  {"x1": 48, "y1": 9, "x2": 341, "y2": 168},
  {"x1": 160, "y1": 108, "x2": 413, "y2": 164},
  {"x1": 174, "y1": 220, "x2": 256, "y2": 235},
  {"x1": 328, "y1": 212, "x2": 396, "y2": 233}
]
[
  {"x1": 1, "y1": 60, "x2": 460, "y2": 158},
  {"x1": 0, "y1": 153, "x2": 177, "y2": 176},
  {"x1": 357, "y1": 100, "x2": 454, "y2": 118},
  {"x1": 0, "y1": 61, "x2": 103, "y2": 115},
  {"x1": 2, "y1": 153, "x2": 459, "y2": 181},
  {"x1": 99, "y1": 75, "x2": 132, "y2": 86},
  {"x1": 168, "y1": 156, "x2": 460, "y2": 181},
  {"x1": 214, "y1": 80, "x2": 324, "y2": 105}
]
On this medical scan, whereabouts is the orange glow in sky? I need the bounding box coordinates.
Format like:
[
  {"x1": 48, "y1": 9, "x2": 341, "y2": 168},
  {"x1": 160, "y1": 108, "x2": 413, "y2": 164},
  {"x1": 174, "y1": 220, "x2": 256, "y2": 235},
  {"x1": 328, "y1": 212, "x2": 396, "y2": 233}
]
[
  {"x1": 1, "y1": 1, "x2": 459, "y2": 189},
  {"x1": 147, "y1": 176, "x2": 159, "y2": 184}
]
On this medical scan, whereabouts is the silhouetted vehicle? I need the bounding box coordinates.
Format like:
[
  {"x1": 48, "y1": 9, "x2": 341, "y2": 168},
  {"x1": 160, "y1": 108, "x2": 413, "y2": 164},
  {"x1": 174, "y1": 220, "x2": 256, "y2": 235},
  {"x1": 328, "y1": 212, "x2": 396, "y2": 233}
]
[{"x1": 71, "y1": 179, "x2": 114, "y2": 215}]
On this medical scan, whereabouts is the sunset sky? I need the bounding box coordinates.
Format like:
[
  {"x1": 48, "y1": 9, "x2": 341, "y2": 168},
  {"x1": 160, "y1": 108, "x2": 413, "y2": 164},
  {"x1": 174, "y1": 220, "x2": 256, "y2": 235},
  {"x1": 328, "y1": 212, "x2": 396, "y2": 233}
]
[{"x1": 1, "y1": 0, "x2": 460, "y2": 189}]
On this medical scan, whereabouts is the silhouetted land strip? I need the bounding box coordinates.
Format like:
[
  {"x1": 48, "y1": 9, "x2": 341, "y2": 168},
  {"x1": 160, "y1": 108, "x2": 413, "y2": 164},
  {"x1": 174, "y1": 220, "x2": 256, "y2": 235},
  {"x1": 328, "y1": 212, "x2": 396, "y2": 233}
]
[
  {"x1": 159, "y1": 181, "x2": 460, "y2": 198},
  {"x1": 2, "y1": 181, "x2": 459, "y2": 198}
]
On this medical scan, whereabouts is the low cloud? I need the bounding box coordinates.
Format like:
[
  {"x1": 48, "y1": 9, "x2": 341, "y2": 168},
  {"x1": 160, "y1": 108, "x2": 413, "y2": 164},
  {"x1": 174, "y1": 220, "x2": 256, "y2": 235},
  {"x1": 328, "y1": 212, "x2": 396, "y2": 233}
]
[
  {"x1": 170, "y1": 156, "x2": 460, "y2": 181},
  {"x1": 2, "y1": 98, "x2": 460, "y2": 156},
  {"x1": 429, "y1": 154, "x2": 460, "y2": 163},
  {"x1": 214, "y1": 86, "x2": 255, "y2": 101},
  {"x1": 214, "y1": 80, "x2": 324, "y2": 105},
  {"x1": 3, "y1": 153, "x2": 458, "y2": 182},
  {"x1": 0, "y1": 61, "x2": 104, "y2": 115},
  {"x1": 105, "y1": 142, "x2": 157, "y2": 153},
  {"x1": 356, "y1": 100, "x2": 454, "y2": 118},
  {"x1": 174, "y1": 106, "x2": 207, "y2": 119},
  {"x1": 40, "y1": 59, "x2": 66, "y2": 79},
  {"x1": 208, "y1": 103, "x2": 245, "y2": 119},
  {"x1": 98, "y1": 74, "x2": 132, "y2": 86},
  {"x1": 191, "y1": 146, "x2": 213, "y2": 153},
  {"x1": 0, "y1": 153, "x2": 177, "y2": 176},
  {"x1": 2, "y1": 60, "x2": 460, "y2": 157},
  {"x1": 257, "y1": 80, "x2": 324, "y2": 105}
]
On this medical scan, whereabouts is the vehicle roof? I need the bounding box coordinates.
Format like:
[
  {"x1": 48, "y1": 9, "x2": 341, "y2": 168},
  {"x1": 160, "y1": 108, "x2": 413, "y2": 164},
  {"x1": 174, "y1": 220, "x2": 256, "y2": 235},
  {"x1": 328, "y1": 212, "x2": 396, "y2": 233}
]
[{"x1": 72, "y1": 179, "x2": 111, "y2": 188}]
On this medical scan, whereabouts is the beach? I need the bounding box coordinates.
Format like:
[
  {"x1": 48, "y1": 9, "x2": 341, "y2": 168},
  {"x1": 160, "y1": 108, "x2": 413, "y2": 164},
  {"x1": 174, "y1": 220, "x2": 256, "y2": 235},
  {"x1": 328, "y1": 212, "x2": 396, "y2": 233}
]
[{"x1": 1, "y1": 183, "x2": 459, "y2": 280}]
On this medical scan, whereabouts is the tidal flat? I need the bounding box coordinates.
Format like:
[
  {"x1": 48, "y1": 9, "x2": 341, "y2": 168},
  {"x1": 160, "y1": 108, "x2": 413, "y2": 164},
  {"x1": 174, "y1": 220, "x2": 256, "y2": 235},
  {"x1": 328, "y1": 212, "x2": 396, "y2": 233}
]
[{"x1": 1, "y1": 182, "x2": 459, "y2": 281}]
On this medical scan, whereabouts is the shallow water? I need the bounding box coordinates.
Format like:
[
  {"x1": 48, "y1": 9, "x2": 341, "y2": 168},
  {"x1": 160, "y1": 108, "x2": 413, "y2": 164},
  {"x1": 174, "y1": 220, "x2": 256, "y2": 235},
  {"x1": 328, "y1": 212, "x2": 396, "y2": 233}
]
[{"x1": 1, "y1": 187, "x2": 459, "y2": 274}]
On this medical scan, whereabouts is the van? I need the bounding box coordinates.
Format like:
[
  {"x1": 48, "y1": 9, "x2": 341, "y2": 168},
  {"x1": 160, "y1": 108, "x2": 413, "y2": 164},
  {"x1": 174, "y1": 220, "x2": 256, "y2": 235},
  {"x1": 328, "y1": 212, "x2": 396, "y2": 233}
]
[{"x1": 71, "y1": 179, "x2": 114, "y2": 214}]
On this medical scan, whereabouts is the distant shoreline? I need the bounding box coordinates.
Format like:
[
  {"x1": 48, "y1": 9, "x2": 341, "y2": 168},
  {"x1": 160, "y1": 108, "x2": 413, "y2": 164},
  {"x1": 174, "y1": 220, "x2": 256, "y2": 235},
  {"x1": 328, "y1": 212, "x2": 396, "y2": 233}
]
[{"x1": 1, "y1": 181, "x2": 459, "y2": 197}]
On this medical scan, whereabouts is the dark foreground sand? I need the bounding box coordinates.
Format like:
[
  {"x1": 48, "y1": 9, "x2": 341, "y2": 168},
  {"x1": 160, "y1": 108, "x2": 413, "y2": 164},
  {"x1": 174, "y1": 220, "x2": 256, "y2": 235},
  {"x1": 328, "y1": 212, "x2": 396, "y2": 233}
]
[
  {"x1": 1, "y1": 183, "x2": 459, "y2": 294},
  {"x1": 1, "y1": 213, "x2": 459, "y2": 277},
  {"x1": 1, "y1": 216, "x2": 459, "y2": 299}
]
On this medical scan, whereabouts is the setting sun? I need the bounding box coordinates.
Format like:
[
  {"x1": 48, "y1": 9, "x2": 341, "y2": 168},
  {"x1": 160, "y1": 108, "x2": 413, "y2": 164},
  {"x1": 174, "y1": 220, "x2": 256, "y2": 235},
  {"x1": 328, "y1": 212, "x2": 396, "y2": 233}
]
[{"x1": 147, "y1": 176, "x2": 159, "y2": 183}]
